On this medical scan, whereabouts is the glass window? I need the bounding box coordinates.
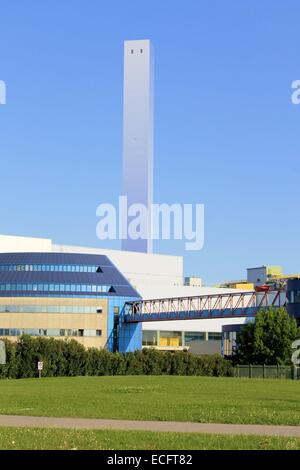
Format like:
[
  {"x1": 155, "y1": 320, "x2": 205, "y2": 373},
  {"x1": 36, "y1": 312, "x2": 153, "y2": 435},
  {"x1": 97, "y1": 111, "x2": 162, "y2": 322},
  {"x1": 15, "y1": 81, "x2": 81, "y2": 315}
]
[
  {"x1": 208, "y1": 332, "x2": 222, "y2": 341},
  {"x1": 184, "y1": 332, "x2": 205, "y2": 345},
  {"x1": 142, "y1": 330, "x2": 157, "y2": 346},
  {"x1": 159, "y1": 331, "x2": 182, "y2": 347}
]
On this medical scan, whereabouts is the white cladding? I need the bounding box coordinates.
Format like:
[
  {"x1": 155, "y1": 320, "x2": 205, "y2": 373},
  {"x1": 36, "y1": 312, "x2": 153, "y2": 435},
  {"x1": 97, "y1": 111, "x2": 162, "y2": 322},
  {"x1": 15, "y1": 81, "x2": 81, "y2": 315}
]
[
  {"x1": 142, "y1": 317, "x2": 249, "y2": 333},
  {"x1": 0, "y1": 234, "x2": 52, "y2": 253},
  {"x1": 53, "y1": 242, "x2": 183, "y2": 291}
]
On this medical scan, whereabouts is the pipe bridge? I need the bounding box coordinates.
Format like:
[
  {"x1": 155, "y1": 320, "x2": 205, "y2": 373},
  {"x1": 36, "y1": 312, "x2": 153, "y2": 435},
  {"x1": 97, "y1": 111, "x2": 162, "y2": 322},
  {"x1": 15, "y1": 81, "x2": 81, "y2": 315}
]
[{"x1": 124, "y1": 290, "x2": 287, "y2": 323}]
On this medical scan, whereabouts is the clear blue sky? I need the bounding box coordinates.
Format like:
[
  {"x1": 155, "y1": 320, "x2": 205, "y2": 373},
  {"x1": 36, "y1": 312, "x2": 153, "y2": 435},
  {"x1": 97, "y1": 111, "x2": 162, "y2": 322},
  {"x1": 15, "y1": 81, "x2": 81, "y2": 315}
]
[{"x1": 0, "y1": 0, "x2": 299, "y2": 285}]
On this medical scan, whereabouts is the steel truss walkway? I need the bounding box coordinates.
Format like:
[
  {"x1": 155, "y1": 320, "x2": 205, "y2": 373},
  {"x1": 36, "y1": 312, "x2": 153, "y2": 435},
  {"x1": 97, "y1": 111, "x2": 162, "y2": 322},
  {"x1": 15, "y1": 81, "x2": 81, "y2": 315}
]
[{"x1": 124, "y1": 290, "x2": 287, "y2": 323}]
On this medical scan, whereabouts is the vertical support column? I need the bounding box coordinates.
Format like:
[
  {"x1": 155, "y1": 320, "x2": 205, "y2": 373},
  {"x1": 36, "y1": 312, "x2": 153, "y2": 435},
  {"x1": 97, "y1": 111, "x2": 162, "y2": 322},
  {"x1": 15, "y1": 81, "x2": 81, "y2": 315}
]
[{"x1": 157, "y1": 330, "x2": 160, "y2": 348}]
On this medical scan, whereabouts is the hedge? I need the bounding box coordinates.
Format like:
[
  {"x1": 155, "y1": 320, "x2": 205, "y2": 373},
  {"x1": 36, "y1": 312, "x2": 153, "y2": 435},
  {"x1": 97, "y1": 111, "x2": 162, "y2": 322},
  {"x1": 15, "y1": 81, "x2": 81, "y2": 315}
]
[{"x1": 0, "y1": 335, "x2": 233, "y2": 379}]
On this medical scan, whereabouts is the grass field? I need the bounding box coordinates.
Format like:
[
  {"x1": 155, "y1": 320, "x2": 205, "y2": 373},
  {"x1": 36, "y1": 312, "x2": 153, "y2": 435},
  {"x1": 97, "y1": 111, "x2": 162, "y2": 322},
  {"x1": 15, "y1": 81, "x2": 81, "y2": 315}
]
[
  {"x1": 0, "y1": 375, "x2": 300, "y2": 425},
  {"x1": 0, "y1": 427, "x2": 300, "y2": 450}
]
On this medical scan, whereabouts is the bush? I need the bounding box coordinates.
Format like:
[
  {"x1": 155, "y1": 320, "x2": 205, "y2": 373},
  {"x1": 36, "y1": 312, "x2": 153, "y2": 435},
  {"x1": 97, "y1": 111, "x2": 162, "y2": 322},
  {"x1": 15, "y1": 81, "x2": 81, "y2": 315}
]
[{"x1": 0, "y1": 335, "x2": 233, "y2": 379}]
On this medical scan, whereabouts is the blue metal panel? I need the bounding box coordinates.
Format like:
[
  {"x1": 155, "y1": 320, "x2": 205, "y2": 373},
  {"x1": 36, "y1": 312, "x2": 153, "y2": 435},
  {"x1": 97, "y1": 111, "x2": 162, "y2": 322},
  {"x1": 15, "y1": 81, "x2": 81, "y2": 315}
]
[
  {"x1": 118, "y1": 300, "x2": 142, "y2": 352},
  {"x1": 0, "y1": 252, "x2": 112, "y2": 266}
]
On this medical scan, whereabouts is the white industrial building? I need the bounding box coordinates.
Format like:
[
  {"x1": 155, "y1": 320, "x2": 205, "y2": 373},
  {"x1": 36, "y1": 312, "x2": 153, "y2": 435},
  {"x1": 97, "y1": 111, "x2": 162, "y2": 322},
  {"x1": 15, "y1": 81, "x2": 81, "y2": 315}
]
[{"x1": 0, "y1": 234, "x2": 248, "y2": 352}]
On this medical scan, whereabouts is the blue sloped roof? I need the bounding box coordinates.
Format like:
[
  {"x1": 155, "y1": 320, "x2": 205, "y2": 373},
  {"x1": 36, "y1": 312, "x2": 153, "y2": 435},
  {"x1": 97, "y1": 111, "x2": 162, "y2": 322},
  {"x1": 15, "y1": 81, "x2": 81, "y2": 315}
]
[
  {"x1": 0, "y1": 252, "x2": 140, "y2": 298},
  {"x1": 0, "y1": 252, "x2": 112, "y2": 266}
]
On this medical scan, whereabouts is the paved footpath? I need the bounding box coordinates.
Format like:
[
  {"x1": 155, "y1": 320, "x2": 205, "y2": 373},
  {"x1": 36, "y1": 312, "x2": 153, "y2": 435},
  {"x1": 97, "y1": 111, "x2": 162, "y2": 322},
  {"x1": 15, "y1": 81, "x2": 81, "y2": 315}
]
[{"x1": 0, "y1": 415, "x2": 300, "y2": 437}]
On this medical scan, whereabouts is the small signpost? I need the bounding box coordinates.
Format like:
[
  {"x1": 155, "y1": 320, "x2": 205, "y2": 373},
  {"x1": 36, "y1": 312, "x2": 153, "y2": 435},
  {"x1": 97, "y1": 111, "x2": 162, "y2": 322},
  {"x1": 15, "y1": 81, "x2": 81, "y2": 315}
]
[{"x1": 37, "y1": 361, "x2": 43, "y2": 379}]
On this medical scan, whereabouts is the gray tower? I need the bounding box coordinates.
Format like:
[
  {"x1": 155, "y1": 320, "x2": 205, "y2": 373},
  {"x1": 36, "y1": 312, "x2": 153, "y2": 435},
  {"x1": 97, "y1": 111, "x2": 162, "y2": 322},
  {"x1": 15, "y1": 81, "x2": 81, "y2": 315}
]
[{"x1": 122, "y1": 39, "x2": 154, "y2": 253}]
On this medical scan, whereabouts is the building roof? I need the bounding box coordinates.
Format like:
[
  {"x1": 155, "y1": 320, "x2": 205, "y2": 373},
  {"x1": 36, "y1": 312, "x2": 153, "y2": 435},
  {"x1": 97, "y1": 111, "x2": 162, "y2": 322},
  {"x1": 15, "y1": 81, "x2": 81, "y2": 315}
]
[{"x1": 0, "y1": 252, "x2": 140, "y2": 298}]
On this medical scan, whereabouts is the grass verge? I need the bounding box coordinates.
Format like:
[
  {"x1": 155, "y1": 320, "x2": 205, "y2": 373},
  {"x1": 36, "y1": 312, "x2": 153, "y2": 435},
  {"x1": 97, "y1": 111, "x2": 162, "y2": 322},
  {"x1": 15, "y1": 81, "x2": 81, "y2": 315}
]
[{"x1": 0, "y1": 427, "x2": 300, "y2": 450}]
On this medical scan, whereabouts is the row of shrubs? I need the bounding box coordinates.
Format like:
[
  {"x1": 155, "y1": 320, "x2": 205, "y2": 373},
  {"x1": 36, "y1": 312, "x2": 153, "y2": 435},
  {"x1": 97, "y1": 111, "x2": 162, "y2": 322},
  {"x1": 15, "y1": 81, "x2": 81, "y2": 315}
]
[{"x1": 0, "y1": 335, "x2": 234, "y2": 379}]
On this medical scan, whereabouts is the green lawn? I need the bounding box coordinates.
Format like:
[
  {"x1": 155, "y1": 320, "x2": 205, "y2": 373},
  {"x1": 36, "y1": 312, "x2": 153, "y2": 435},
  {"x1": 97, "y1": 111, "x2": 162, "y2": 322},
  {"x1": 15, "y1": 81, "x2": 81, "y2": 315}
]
[
  {"x1": 0, "y1": 427, "x2": 300, "y2": 450},
  {"x1": 0, "y1": 376, "x2": 300, "y2": 425}
]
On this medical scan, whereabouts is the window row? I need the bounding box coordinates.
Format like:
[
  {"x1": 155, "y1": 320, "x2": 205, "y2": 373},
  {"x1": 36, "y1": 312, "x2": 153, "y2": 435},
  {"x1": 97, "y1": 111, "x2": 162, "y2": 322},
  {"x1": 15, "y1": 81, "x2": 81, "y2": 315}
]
[
  {"x1": 0, "y1": 328, "x2": 102, "y2": 337},
  {"x1": 0, "y1": 305, "x2": 103, "y2": 314},
  {"x1": 0, "y1": 283, "x2": 112, "y2": 293},
  {"x1": 0, "y1": 264, "x2": 103, "y2": 273},
  {"x1": 142, "y1": 330, "x2": 222, "y2": 347}
]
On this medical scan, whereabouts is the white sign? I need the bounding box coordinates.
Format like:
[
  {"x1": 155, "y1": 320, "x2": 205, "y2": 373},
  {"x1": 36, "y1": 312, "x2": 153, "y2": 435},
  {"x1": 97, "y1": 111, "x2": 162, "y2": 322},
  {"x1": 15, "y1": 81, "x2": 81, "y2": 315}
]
[
  {"x1": 38, "y1": 361, "x2": 43, "y2": 371},
  {"x1": 292, "y1": 340, "x2": 300, "y2": 365}
]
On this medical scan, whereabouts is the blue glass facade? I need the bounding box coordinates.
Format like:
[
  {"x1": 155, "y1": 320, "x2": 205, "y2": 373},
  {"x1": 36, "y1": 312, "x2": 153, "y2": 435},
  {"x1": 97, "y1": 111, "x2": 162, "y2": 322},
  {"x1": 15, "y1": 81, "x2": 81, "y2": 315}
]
[{"x1": 0, "y1": 252, "x2": 142, "y2": 352}]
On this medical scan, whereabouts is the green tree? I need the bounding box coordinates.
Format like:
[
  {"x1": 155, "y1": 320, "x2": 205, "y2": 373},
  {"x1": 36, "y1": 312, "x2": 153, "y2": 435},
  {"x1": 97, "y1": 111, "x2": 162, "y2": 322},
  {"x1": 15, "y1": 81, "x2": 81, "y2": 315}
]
[{"x1": 236, "y1": 307, "x2": 299, "y2": 365}]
